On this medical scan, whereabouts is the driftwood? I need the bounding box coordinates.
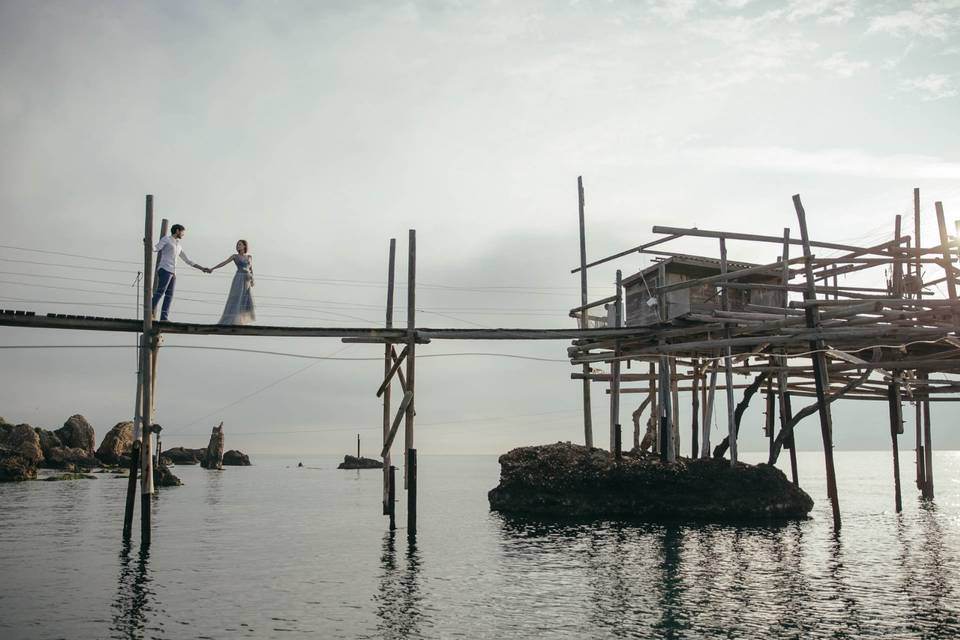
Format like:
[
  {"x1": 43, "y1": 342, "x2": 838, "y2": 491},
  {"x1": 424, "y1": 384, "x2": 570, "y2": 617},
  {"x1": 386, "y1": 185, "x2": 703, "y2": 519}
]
[{"x1": 712, "y1": 372, "x2": 770, "y2": 459}]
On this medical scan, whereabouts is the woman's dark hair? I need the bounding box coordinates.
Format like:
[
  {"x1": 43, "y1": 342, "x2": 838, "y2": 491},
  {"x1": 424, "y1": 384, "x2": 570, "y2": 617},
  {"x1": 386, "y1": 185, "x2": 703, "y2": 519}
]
[
  {"x1": 171, "y1": 224, "x2": 185, "y2": 235},
  {"x1": 237, "y1": 239, "x2": 249, "y2": 253}
]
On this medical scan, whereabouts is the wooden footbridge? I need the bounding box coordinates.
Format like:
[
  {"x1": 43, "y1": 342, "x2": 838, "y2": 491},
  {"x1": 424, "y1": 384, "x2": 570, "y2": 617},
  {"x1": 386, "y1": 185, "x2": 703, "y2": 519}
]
[{"x1": 1, "y1": 185, "x2": 957, "y2": 543}]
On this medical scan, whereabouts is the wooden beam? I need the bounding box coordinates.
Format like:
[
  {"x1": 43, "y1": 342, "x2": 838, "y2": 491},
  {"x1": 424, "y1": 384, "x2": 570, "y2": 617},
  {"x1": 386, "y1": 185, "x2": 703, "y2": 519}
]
[
  {"x1": 380, "y1": 391, "x2": 415, "y2": 458},
  {"x1": 651, "y1": 225, "x2": 888, "y2": 254},
  {"x1": 376, "y1": 345, "x2": 408, "y2": 398}
]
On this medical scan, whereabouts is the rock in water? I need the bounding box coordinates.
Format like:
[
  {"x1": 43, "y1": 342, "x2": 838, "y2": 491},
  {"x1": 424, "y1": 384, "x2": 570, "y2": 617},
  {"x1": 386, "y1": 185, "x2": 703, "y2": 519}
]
[
  {"x1": 488, "y1": 442, "x2": 813, "y2": 523},
  {"x1": 0, "y1": 423, "x2": 44, "y2": 465},
  {"x1": 222, "y1": 450, "x2": 251, "y2": 466},
  {"x1": 0, "y1": 444, "x2": 37, "y2": 481},
  {"x1": 55, "y1": 415, "x2": 96, "y2": 454},
  {"x1": 35, "y1": 428, "x2": 63, "y2": 458},
  {"x1": 96, "y1": 422, "x2": 134, "y2": 465},
  {"x1": 201, "y1": 423, "x2": 224, "y2": 470},
  {"x1": 337, "y1": 455, "x2": 383, "y2": 469},
  {"x1": 44, "y1": 446, "x2": 98, "y2": 470},
  {"x1": 161, "y1": 447, "x2": 205, "y2": 464},
  {"x1": 154, "y1": 461, "x2": 182, "y2": 487}
]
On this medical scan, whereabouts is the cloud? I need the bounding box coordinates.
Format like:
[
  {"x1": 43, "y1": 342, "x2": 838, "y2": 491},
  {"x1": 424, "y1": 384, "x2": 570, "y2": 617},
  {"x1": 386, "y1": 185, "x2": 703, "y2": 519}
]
[
  {"x1": 867, "y1": 8, "x2": 957, "y2": 39},
  {"x1": 648, "y1": 0, "x2": 698, "y2": 22},
  {"x1": 900, "y1": 73, "x2": 958, "y2": 100},
  {"x1": 683, "y1": 145, "x2": 960, "y2": 179},
  {"x1": 818, "y1": 51, "x2": 871, "y2": 77},
  {"x1": 787, "y1": 0, "x2": 856, "y2": 24}
]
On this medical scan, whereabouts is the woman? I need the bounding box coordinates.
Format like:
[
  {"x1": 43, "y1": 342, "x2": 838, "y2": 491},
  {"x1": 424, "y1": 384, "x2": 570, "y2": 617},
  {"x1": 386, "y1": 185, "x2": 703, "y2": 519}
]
[{"x1": 211, "y1": 240, "x2": 256, "y2": 325}]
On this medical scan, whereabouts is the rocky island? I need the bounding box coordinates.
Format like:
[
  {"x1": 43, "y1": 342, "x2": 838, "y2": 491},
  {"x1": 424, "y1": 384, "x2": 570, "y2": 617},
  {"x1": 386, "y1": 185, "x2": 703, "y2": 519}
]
[
  {"x1": 488, "y1": 442, "x2": 813, "y2": 523},
  {"x1": 0, "y1": 414, "x2": 251, "y2": 484},
  {"x1": 337, "y1": 455, "x2": 383, "y2": 469}
]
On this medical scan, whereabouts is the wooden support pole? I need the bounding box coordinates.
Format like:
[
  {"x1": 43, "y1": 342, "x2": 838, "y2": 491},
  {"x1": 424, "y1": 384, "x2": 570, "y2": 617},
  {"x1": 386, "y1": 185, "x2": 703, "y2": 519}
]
[
  {"x1": 921, "y1": 371, "x2": 935, "y2": 499},
  {"x1": 407, "y1": 448, "x2": 417, "y2": 538},
  {"x1": 720, "y1": 237, "x2": 737, "y2": 467},
  {"x1": 915, "y1": 400, "x2": 925, "y2": 491},
  {"x1": 609, "y1": 270, "x2": 622, "y2": 450},
  {"x1": 765, "y1": 365, "x2": 776, "y2": 460},
  {"x1": 691, "y1": 360, "x2": 700, "y2": 459},
  {"x1": 794, "y1": 194, "x2": 841, "y2": 530},
  {"x1": 380, "y1": 391, "x2": 415, "y2": 458},
  {"x1": 658, "y1": 356, "x2": 671, "y2": 463},
  {"x1": 776, "y1": 353, "x2": 799, "y2": 486},
  {"x1": 614, "y1": 424, "x2": 622, "y2": 460},
  {"x1": 383, "y1": 238, "x2": 396, "y2": 515},
  {"x1": 701, "y1": 363, "x2": 717, "y2": 459},
  {"x1": 648, "y1": 362, "x2": 658, "y2": 453},
  {"x1": 122, "y1": 441, "x2": 140, "y2": 539},
  {"x1": 388, "y1": 465, "x2": 396, "y2": 531},
  {"x1": 376, "y1": 346, "x2": 408, "y2": 398},
  {"x1": 914, "y1": 188, "x2": 927, "y2": 491},
  {"x1": 404, "y1": 230, "x2": 417, "y2": 534},
  {"x1": 887, "y1": 374, "x2": 903, "y2": 513},
  {"x1": 140, "y1": 195, "x2": 155, "y2": 546},
  {"x1": 670, "y1": 357, "x2": 680, "y2": 459},
  {"x1": 577, "y1": 177, "x2": 594, "y2": 449}
]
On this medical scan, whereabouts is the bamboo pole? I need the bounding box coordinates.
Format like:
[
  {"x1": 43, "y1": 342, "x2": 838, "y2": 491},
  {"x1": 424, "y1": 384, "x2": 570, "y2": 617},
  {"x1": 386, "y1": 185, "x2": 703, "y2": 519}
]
[
  {"x1": 140, "y1": 195, "x2": 155, "y2": 545},
  {"x1": 793, "y1": 194, "x2": 841, "y2": 530},
  {"x1": 404, "y1": 230, "x2": 417, "y2": 535},
  {"x1": 383, "y1": 238, "x2": 396, "y2": 515},
  {"x1": 577, "y1": 177, "x2": 594, "y2": 449}
]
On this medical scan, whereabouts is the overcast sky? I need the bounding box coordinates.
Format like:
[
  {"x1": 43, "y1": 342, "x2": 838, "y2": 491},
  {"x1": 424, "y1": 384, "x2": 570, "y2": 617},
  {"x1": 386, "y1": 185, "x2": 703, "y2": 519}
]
[{"x1": 1, "y1": 0, "x2": 959, "y2": 459}]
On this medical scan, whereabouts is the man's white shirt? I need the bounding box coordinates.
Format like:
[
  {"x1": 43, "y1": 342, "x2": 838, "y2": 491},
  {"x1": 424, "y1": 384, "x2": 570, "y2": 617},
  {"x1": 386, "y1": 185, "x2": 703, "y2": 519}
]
[{"x1": 154, "y1": 236, "x2": 197, "y2": 274}]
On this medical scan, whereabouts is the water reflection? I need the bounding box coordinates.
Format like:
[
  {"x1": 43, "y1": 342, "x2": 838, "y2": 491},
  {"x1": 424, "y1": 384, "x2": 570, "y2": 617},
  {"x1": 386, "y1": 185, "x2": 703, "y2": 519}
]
[
  {"x1": 110, "y1": 541, "x2": 154, "y2": 640},
  {"x1": 374, "y1": 532, "x2": 429, "y2": 639}
]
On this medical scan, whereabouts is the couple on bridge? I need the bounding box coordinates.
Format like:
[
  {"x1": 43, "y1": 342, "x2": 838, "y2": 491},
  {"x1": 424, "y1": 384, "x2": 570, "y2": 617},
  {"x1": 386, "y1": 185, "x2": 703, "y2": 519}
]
[{"x1": 151, "y1": 224, "x2": 256, "y2": 325}]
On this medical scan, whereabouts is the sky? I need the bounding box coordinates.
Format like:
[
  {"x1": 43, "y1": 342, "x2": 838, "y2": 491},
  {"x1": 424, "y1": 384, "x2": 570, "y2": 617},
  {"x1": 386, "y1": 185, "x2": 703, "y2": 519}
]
[{"x1": 1, "y1": 0, "x2": 959, "y2": 458}]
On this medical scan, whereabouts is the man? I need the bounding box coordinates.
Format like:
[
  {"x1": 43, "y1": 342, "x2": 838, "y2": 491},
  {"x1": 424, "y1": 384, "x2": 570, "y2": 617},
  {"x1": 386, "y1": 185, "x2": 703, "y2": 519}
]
[{"x1": 151, "y1": 224, "x2": 210, "y2": 321}]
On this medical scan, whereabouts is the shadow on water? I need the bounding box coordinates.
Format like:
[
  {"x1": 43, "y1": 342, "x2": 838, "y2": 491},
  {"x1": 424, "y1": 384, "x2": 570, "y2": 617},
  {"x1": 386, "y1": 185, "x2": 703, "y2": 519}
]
[
  {"x1": 374, "y1": 532, "x2": 430, "y2": 640},
  {"x1": 907, "y1": 502, "x2": 960, "y2": 636},
  {"x1": 110, "y1": 541, "x2": 156, "y2": 640}
]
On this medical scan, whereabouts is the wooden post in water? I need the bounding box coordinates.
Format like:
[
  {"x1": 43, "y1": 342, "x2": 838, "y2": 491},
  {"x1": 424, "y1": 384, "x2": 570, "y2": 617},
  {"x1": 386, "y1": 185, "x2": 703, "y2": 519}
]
[
  {"x1": 913, "y1": 188, "x2": 926, "y2": 490},
  {"x1": 140, "y1": 195, "x2": 155, "y2": 545},
  {"x1": 388, "y1": 465, "x2": 396, "y2": 531},
  {"x1": 404, "y1": 230, "x2": 417, "y2": 535},
  {"x1": 701, "y1": 361, "x2": 717, "y2": 459},
  {"x1": 921, "y1": 372, "x2": 935, "y2": 500},
  {"x1": 776, "y1": 355, "x2": 799, "y2": 487},
  {"x1": 577, "y1": 177, "x2": 594, "y2": 449},
  {"x1": 793, "y1": 194, "x2": 841, "y2": 530},
  {"x1": 887, "y1": 375, "x2": 903, "y2": 513},
  {"x1": 670, "y1": 357, "x2": 680, "y2": 460},
  {"x1": 382, "y1": 238, "x2": 396, "y2": 514},
  {"x1": 719, "y1": 238, "x2": 737, "y2": 467},
  {"x1": 609, "y1": 270, "x2": 622, "y2": 451},
  {"x1": 407, "y1": 448, "x2": 417, "y2": 538},
  {"x1": 123, "y1": 333, "x2": 144, "y2": 539}
]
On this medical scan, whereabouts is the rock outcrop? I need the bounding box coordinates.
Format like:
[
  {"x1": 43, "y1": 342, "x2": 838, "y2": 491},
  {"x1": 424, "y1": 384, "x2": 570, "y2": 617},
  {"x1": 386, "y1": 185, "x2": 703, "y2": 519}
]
[
  {"x1": 44, "y1": 446, "x2": 98, "y2": 470},
  {"x1": 200, "y1": 423, "x2": 224, "y2": 470},
  {"x1": 154, "y1": 461, "x2": 182, "y2": 487},
  {"x1": 488, "y1": 442, "x2": 813, "y2": 523},
  {"x1": 222, "y1": 450, "x2": 251, "y2": 466},
  {"x1": 0, "y1": 423, "x2": 44, "y2": 465},
  {"x1": 54, "y1": 415, "x2": 96, "y2": 453},
  {"x1": 337, "y1": 455, "x2": 383, "y2": 469},
  {"x1": 160, "y1": 447, "x2": 205, "y2": 465},
  {"x1": 96, "y1": 422, "x2": 134, "y2": 465},
  {"x1": 0, "y1": 444, "x2": 37, "y2": 481}
]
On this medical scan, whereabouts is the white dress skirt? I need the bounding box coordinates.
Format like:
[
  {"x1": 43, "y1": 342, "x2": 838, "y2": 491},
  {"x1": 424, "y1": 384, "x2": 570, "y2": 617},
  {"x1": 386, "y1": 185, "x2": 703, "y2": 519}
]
[{"x1": 218, "y1": 255, "x2": 256, "y2": 325}]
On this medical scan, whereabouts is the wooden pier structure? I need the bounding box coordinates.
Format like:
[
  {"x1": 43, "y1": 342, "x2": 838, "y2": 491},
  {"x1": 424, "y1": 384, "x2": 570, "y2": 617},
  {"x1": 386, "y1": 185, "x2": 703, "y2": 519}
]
[{"x1": 0, "y1": 184, "x2": 955, "y2": 541}]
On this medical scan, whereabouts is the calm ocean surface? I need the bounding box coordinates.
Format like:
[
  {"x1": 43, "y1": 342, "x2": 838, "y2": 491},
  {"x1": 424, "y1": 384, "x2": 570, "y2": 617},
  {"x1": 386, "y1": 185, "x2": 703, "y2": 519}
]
[{"x1": 1, "y1": 450, "x2": 958, "y2": 639}]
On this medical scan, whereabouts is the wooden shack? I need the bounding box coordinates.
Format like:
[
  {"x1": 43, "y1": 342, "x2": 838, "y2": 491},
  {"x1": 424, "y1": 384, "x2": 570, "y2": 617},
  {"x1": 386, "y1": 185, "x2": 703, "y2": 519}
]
[{"x1": 623, "y1": 255, "x2": 785, "y2": 326}]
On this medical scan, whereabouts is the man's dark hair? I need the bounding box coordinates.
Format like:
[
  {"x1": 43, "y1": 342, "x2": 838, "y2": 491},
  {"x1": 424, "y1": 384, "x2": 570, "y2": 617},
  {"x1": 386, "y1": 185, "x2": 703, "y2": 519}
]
[{"x1": 171, "y1": 224, "x2": 185, "y2": 235}]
